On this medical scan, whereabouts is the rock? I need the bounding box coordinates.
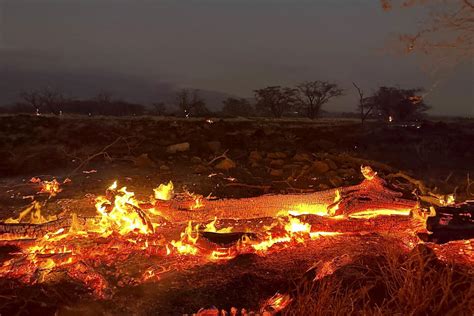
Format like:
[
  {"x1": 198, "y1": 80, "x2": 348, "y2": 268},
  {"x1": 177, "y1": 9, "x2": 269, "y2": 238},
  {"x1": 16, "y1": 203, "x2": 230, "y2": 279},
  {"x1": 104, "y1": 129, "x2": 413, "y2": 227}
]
[
  {"x1": 283, "y1": 164, "x2": 300, "y2": 170},
  {"x1": 270, "y1": 159, "x2": 285, "y2": 167},
  {"x1": 339, "y1": 168, "x2": 358, "y2": 178},
  {"x1": 313, "y1": 161, "x2": 330, "y2": 174},
  {"x1": 249, "y1": 150, "x2": 263, "y2": 162},
  {"x1": 324, "y1": 159, "x2": 338, "y2": 170},
  {"x1": 207, "y1": 141, "x2": 221, "y2": 153},
  {"x1": 326, "y1": 170, "x2": 338, "y2": 178},
  {"x1": 293, "y1": 153, "x2": 310, "y2": 162},
  {"x1": 191, "y1": 156, "x2": 202, "y2": 164},
  {"x1": 160, "y1": 165, "x2": 170, "y2": 171},
  {"x1": 318, "y1": 184, "x2": 330, "y2": 190},
  {"x1": 312, "y1": 139, "x2": 336, "y2": 150},
  {"x1": 166, "y1": 142, "x2": 190, "y2": 154},
  {"x1": 270, "y1": 169, "x2": 283, "y2": 177},
  {"x1": 250, "y1": 162, "x2": 260, "y2": 168},
  {"x1": 215, "y1": 158, "x2": 236, "y2": 170},
  {"x1": 267, "y1": 152, "x2": 287, "y2": 159},
  {"x1": 133, "y1": 153, "x2": 156, "y2": 168},
  {"x1": 329, "y1": 175, "x2": 343, "y2": 187},
  {"x1": 194, "y1": 164, "x2": 208, "y2": 174}
]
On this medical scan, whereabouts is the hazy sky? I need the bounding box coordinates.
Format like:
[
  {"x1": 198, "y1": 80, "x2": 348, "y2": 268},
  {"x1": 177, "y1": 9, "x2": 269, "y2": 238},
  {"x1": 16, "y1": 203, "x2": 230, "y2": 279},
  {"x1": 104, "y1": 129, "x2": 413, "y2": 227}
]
[{"x1": 1, "y1": 0, "x2": 472, "y2": 115}]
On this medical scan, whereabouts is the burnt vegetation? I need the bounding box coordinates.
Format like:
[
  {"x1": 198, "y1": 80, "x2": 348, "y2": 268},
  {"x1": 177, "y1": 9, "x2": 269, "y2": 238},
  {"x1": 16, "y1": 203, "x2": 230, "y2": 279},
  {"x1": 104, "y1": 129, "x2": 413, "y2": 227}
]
[
  {"x1": 1, "y1": 82, "x2": 432, "y2": 123},
  {"x1": 0, "y1": 1, "x2": 472, "y2": 315}
]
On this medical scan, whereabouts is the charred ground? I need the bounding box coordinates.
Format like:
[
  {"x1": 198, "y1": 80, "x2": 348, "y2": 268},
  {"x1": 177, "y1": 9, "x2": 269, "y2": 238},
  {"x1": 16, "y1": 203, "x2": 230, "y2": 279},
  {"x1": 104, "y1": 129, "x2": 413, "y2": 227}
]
[{"x1": 0, "y1": 115, "x2": 473, "y2": 315}]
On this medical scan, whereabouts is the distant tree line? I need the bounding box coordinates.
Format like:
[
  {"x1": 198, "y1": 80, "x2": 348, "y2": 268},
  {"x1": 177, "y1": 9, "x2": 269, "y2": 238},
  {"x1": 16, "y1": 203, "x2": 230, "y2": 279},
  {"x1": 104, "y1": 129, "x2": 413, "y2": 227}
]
[{"x1": 0, "y1": 81, "x2": 430, "y2": 122}]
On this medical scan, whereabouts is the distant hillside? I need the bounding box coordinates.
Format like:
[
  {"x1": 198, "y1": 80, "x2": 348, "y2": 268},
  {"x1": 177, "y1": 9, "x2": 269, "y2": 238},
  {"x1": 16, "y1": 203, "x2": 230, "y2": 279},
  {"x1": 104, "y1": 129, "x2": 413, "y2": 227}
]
[{"x1": 0, "y1": 66, "x2": 236, "y2": 111}]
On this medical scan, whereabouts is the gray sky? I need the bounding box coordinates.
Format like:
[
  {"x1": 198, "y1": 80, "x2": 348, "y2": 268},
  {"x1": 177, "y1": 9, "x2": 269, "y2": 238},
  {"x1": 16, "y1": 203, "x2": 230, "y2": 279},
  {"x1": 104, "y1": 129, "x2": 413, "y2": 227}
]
[{"x1": 1, "y1": 0, "x2": 472, "y2": 116}]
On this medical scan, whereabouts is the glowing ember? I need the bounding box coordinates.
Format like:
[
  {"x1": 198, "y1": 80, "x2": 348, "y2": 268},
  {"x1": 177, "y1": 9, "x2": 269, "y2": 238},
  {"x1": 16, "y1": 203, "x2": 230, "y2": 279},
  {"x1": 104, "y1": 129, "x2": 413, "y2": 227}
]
[
  {"x1": 361, "y1": 165, "x2": 377, "y2": 180},
  {"x1": 285, "y1": 217, "x2": 311, "y2": 234},
  {"x1": 30, "y1": 177, "x2": 63, "y2": 197},
  {"x1": 0, "y1": 166, "x2": 469, "y2": 302},
  {"x1": 348, "y1": 208, "x2": 412, "y2": 219},
  {"x1": 261, "y1": 292, "x2": 292, "y2": 313}
]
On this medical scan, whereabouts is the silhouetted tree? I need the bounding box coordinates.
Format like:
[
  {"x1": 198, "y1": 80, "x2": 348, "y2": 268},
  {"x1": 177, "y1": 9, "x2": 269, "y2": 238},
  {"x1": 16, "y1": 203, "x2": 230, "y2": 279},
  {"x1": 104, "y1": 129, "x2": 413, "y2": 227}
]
[
  {"x1": 94, "y1": 91, "x2": 113, "y2": 104},
  {"x1": 366, "y1": 86, "x2": 430, "y2": 122},
  {"x1": 19, "y1": 90, "x2": 42, "y2": 113},
  {"x1": 381, "y1": 0, "x2": 473, "y2": 61},
  {"x1": 176, "y1": 89, "x2": 210, "y2": 117},
  {"x1": 254, "y1": 86, "x2": 296, "y2": 118},
  {"x1": 151, "y1": 102, "x2": 168, "y2": 116},
  {"x1": 221, "y1": 97, "x2": 254, "y2": 117},
  {"x1": 352, "y1": 82, "x2": 375, "y2": 124},
  {"x1": 294, "y1": 81, "x2": 343, "y2": 119},
  {"x1": 19, "y1": 88, "x2": 65, "y2": 115}
]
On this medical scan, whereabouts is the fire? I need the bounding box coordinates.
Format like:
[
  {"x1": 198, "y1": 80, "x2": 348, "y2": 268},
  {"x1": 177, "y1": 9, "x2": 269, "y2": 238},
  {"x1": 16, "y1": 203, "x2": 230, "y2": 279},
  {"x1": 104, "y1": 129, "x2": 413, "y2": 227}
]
[
  {"x1": 439, "y1": 194, "x2": 455, "y2": 206},
  {"x1": 348, "y1": 208, "x2": 412, "y2": 219},
  {"x1": 285, "y1": 217, "x2": 311, "y2": 234},
  {"x1": 154, "y1": 181, "x2": 174, "y2": 201},
  {"x1": 204, "y1": 217, "x2": 233, "y2": 233},
  {"x1": 287, "y1": 189, "x2": 341, "y2": 217},
  {"x1": 191, "y1": 194, "x2": 204, "y2": 210},
  {"x1": 4, "y1": 201, "x2": 56, "y2": 224},
  {"x1": 361, "y1": 165, "x2": 377, "y2": 180},
  {"x1": 287, "y1": 203, "x2": 331, "y2": 217},
  {"x1": 245, "y1": 216, "x2": 341, "y2": 253},
  {"x1": 409, "y1": 95, "x2": 423, "y2": 104},
  {"x1": 30, "y1": 177, "x2": 64, "y2": 197},
  {"x1": 95, "y1": 182, "x2": 154, "y2": 236},
  {"x1": 170, "y1": 221, "x2": 200, "y2": 255},
  {"x1": 261, "y1": 292, "x2": 292, "y2": 313},
  {"x1": 1, "y1": 166, "x2": 467, "y2": 303},
  {"x1": 209, "y1": 248, "x2": 237, "y2": 261}
]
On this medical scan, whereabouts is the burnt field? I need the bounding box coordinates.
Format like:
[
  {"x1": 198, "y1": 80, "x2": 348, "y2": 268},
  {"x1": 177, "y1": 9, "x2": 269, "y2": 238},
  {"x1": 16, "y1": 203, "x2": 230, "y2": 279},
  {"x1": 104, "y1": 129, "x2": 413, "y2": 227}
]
[{"x1": 0, "y1": 115, "x2": 473, "y2": 315}]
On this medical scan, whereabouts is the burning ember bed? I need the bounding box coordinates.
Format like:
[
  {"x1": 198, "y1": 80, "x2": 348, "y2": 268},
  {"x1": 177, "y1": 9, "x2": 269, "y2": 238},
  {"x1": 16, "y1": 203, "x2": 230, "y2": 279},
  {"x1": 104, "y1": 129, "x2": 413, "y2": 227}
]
[{"x1": 0, "y1": 165, "x2": 472, "y2": 315}]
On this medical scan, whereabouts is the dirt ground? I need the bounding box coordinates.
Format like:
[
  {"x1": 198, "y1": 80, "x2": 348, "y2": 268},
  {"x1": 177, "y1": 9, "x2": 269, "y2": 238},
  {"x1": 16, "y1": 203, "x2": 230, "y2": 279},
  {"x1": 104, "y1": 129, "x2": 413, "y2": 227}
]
[
  {"x1": 0, "y1": 115, "x2": 473, "y2": 315},
  {"x1": 1, "y1": 115, "x2": 473, "y2": 202}
]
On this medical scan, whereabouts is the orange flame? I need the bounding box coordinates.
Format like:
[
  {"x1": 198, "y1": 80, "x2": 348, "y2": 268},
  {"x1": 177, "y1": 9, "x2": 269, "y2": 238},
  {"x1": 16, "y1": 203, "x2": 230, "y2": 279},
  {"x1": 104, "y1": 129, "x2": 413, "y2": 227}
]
[{"x1": 170, "y1": 221, "x2": 200, "y2": 255}]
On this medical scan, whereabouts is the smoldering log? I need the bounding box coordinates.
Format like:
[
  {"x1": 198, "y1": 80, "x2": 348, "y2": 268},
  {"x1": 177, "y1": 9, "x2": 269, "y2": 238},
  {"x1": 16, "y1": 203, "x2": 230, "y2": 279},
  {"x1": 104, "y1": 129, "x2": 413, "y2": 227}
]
[
  {"x1": 0, "y1": 216, "x2": 93, "y2": 238},
  {"x1": 200, "y1": 231, "x2": 258, "y2": 246},
  {"x1": 154, "y1": 177, "x2": 417, "y2": 223},
  {"x1": 0, "y1": 177, "x2": 418, "y2": 239},
  {"x1": 424, "y1": 201, "x2": 474, "y2": 243}
]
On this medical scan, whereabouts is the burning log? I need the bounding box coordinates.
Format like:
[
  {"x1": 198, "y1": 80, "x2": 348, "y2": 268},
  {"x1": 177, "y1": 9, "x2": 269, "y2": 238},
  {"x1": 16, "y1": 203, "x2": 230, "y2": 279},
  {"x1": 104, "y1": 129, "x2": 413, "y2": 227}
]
[
  {"x1": 0, "y1": 173, "x2": 418, "y2": 239},
  {"x1": 155, "y1": 174, "x2": 417, "y2": 223},
  {"x1": 200, "y1": 231, "x2": 257, "y2": 246},
  {"x1": 422, "y1": 201, "x2": 474, "y2": 243},
  {"x1": 0, "y1": 215, "x2": 92, "y2": 239},
  {"x1": 328, "y1": 175, "x2": 416, "y2": 218}
]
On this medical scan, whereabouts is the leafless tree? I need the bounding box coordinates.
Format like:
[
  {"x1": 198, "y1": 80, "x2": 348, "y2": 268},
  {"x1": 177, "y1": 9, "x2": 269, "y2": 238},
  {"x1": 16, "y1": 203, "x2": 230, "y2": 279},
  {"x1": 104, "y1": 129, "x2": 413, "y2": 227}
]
[
  {"x1": 19, "y1": 90, "x2": 42, "y2": 112},
  {"x1": 294, "y1": 81, "x2": 343, "y2": 119},
  {"x1": 39, "y1": 88, "x2": 65, "y2": 115},
  {"x1": 381, "y1": 0, "x2": 474, "y2": 62},
  {"x1": 94, "y1": 91, "x2": 113, "y2": 104},
  {"x1": 352, "y1": 82, "x2": 375, "y2": 124},
  {"x1": 19, "y1": 87, "x2": 65, "y2": 115},
  {"x1": 176, "y1": 89, "x2": 209, "y2": 117},
  {"x1": 152, "y1": 102, "x2": 168, "y2": 116}
]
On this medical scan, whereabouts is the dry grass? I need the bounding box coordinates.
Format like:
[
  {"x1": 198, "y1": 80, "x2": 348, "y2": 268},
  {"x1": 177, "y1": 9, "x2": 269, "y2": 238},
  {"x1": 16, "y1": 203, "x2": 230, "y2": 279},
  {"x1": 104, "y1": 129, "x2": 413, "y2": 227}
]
[{"x1": 283, "y1": 243, "x2": 474, "y2": 316}]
